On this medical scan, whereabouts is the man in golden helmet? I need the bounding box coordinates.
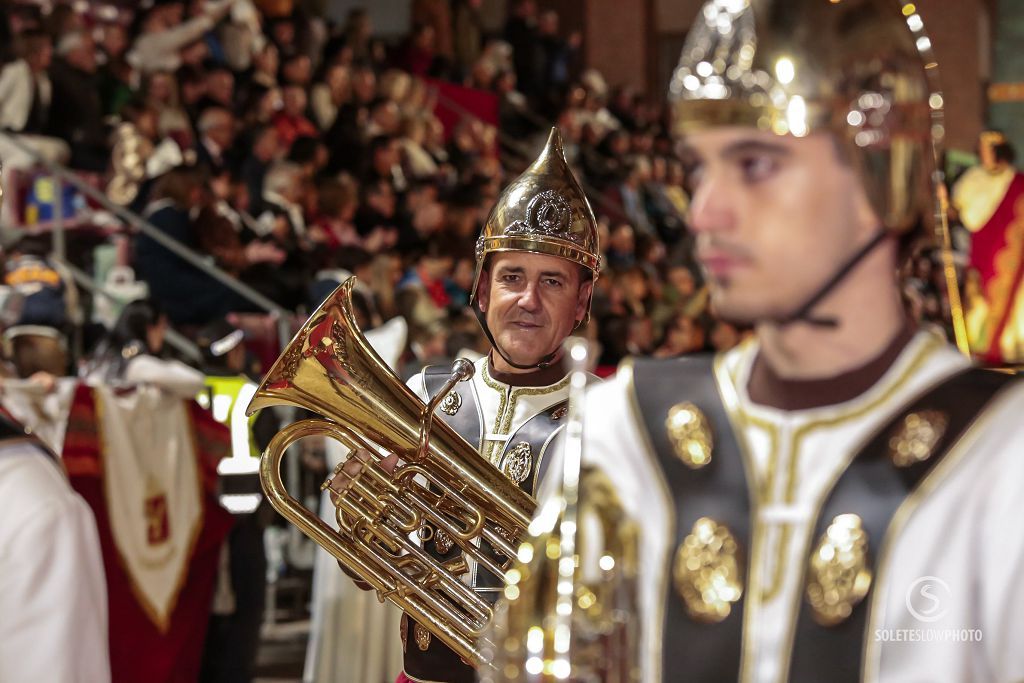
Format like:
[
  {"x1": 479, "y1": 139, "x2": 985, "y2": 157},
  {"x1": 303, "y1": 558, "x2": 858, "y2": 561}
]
[
  {"x1": 387, "y1": 129, "x2": 600, "y2": 683},
  {"x1": 557, "y1": 1, "x2": 1024, "y2": 682},
  {"x1": 375, "y1": 129, "x2": 601, "y2": 683}
]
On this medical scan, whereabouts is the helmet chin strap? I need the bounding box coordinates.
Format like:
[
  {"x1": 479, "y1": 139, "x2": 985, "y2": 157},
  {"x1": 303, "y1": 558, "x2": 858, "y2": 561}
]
[
  {"x1": 770, "y1": 228, "x2": 890, "y2": 329},
  {"x1": 472, "y1": 305, "x2": 562, "y2": 371}
]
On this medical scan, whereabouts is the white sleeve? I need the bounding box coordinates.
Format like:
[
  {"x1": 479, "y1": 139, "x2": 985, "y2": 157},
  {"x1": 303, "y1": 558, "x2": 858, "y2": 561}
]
[
  {"x1": 124, "y1": 355, "x2": 206, "y2": 398},
  {"x1": 0, "y1": 448, "x2": 110, "y2": 682},
  {"x1": 977, "y1": 389, "x2": 1024, "y2": 682},
  {"x1": 129, "y1": 15, "x2": 215, "y2": 72},
  {"x1": 406, "y1": 370, "x2": 428, "y2": 403}
]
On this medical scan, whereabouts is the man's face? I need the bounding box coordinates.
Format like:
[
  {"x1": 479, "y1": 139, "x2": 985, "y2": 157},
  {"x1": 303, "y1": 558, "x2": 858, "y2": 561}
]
[
  {"x1": 682, "y1": 127, "x2": 876, "y2": 324},
  {"x1": 477, "y1": 252, "x2": 591, "y2": 367}
]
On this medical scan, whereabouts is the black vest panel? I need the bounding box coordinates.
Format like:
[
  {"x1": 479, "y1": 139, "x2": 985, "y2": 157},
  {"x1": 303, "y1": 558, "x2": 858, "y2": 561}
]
[
  {"x1": 787, "y1": 368, "x2": 1016, "y2": 682},
  {"x1": 634, "y1": 355, "x2": 1017, "y2": 683},
  {"x1": 405, "y1": 366, "x2": 567, "y2": 683},
  {"x1": 633, "y1": 354, "x2": 752, "y2": 682}
]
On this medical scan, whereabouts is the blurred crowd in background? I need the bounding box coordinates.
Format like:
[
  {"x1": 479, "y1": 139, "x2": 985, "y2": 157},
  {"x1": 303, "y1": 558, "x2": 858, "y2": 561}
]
[{"x1": 0, "y1": 0, "x2": 961, "y2": 384}]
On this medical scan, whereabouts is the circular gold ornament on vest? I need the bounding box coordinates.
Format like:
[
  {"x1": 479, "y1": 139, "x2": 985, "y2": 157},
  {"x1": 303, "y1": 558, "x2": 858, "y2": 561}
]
[
  {"x1": 888, "y1": 410, "x2": 948, "y2": 467},
  {"x1": 806, "y1": 514, "x2": 873, "y2": 626},
  {"x1": 439, "y1": 390, "x2": 462, "y2": 416},
  {"x1": 673, "y1": 517, "x2": 743, "y2": 623},
  {"x1": 502, "y1": 442, "x2": 533, "y2": 484},
  {"x1": 665, "y1": 402, "x2": 713, "y2": 469},
  {"x1": 413, "y1": 622, "x2": 432, "y2": 651}
]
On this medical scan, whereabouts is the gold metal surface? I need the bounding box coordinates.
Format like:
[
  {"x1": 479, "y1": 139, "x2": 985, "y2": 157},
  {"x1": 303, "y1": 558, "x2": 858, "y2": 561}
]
[
  {"x1": 414, "y1": 623, "x2": 432, "y2": 651},
  {"x1": 669, "y1": 0, "x2": 969, "y2": 353},
  {"x1": 248, "y1": 278, "x2": 536, "y2": 667},
  {"x1": 106, "y1": 122, "x2": 153, "y2": 205},
  {"x1": 470, "y1": 128, "x2": 601, "y2": 305},
  {"x1": 888, "y1": 410, "x2": 948, "y2": 467},
  {"x1": 673, "y1": 517, "x2": 744, "y2": 624},
  {"x1": 805, "y1": 514, "x2": 872, "y2": 626},
  {"x1": 502, "y1": 442, "x2": 533, "y2": 484},
  {"x1": 665, "y1": 402, "x2": 714, "y2": 469},
  {"x1": 482, "y1": 339, "x2": 642, "y2": 682},
  {"x1": 440, "y1": 390, "x2": 462, "y2": 416}
]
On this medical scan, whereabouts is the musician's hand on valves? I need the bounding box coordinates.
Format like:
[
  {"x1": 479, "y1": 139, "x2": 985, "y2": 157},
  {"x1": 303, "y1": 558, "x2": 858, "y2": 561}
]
[
  {"x1": 324, "y1": 449, "x2": 400, "y2": 590},
  {"x1": 324, "y1": 449, "x2": 400, "y2": 506}
]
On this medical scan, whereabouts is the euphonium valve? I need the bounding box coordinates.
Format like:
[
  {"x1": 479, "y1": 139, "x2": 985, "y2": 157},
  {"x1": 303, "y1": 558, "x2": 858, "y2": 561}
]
[
  {"x1": 247, "y1": 278, "x2": 536, "y2": 666},
  {"x1": 482, "y1": 338, "x2": 642, "y2": 682}
]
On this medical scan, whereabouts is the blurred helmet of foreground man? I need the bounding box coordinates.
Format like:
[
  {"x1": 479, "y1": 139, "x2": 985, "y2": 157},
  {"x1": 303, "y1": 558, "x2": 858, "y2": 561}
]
[{"x1": 668, "y1": 0, "x2": 945, "y2": 234}]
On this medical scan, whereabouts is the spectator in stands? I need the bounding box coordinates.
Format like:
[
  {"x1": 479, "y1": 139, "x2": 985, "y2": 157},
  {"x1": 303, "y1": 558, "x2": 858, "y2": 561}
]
[
  {"x1": 354, "y1": 178, "x2": 400, "y2": 252},
  {"x1": 603, "y1": 156, "x2": 655, "y2": 236},
  {"x1": 257, "y1": 160, "x2": 306, "y2": 240},
  {"x1": 452, "y1": 0, "x2": 485, "y2": 72},
  {"x1": 237, "y1": 41, "x2": 278, "y2": 102},
  {"x1": 396, "y1": 239, "x2": 454, "y2": 330},
  {"x1": 195, "y1": 106, "x2": 236, "y2": 175},
  {"x1": 193, "y1": 174, "x2": 285, "y2": 279},
  {"x1": 273, "y1": 84, "x2": 318, "y2": 148},
  {"x1": 396, "y1": 23, "x2": 438, "y2": 78},
  {"x1": 340, "y1": 8, "x2": 383, "y2": 67},
  {"x1": 644, "y1": 155, "x2": 686, "y2": 244},
  {"x1": 97, "y1": 21, "x2": 135, "y2": 115},
  {"x1": 198, "y1": 64, "x2": 236, "y2": 111},
  {"x1": 709, "y1": 319, "x2": 742, "y2": 352},
  {"x1": 280, "y1": 52, "x2": 313, "y2": 88},
  {"x1": 47, "y1": 30, "x2": 108, "y2": 171},
  {"x1": 0, "y1": 30, "x2": 70, "y2": 170},
  {"x1": 239, "y1": 125, "x2": 283, "y2": 215},
  {"x1": 505, "y1": 0, "x2": 543, "y2": 102},
  {"x1": 135, "y1": 166, "x2": 246, "y2": 324},
  {"x1": 177, "y1": 63, "x2": 208, "y2": 132},
  {"x1": 537, "y1": 10, "x2": 580, "y2": 117},
  {"x1": 85, "y1": 298, "x2": 205, "y2": 396},
  {"x1": 127, "y1": 0, "x2": 232, "y2": 74},
  {"x1": 605, "y1": 222, "x2": 636, "y2": 271},
  {"x1": 307, "y1": 246, "x2": 381, "y2": 328},
  {"x1": 141, "y1": 70, "x2": 192, "y2": 138},
  {"x1": 654, "y1": 312, "x2": 706, "y2": 358},
  {"x1": 309, "y1": 62, "x2": 350, "y2": 131},
  {"x1": 309, "y1": 175, "x2": 361, "y2": 251},
  {"x1": 246, "y1": 162, "x2": 311, "y2": 308}
]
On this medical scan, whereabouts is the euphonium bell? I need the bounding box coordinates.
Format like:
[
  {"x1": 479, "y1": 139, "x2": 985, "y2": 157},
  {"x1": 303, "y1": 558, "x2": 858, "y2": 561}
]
[
  {"x1": 481, "y1": 339, "x2": 642, "y2": 682},
  {"x1": 246, "y1": 278, "x2": 536, "y2": 665}
]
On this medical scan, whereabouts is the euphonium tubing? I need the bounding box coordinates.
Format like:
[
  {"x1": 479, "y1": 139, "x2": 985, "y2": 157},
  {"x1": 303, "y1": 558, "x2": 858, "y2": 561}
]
[{"x1": 247, "y1": 277, "x2": 536, "y2": 666}]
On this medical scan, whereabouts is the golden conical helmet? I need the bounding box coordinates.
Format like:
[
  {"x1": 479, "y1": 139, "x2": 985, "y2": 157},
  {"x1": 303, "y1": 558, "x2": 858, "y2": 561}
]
[
  {"x1": 668, "y1": 0, "x2": 945, "y2": 232},
  {"x1": 470, "y1": 128, "x2": 601, "y2": 304}
]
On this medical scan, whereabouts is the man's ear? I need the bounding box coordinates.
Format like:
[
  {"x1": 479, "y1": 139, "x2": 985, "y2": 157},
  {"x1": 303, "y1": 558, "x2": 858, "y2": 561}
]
[
  {"x1": 575, "y1": 279, "x2": 594, "y2": 323},
  {"x1": 477, "y1": 269, "x2": 490, "y2": 313}
]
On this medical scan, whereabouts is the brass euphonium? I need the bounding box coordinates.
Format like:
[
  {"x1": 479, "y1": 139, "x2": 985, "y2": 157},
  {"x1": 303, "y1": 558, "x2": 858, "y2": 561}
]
[
  {"x1": 246, "y1": 277, "x2": 535, "y2": 665},
  {"x1": 482, "y1": 338, "x2": 642, "y2": 682}
]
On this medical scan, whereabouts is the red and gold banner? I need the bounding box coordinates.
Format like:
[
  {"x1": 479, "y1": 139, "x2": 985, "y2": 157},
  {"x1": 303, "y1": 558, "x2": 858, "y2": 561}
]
[
  {"x1": 965, "y1": 173, "x2": 1024, "y2": 364},
  {"x1": 63, "y1": 384, "x2": 233, "y2": 683}
]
